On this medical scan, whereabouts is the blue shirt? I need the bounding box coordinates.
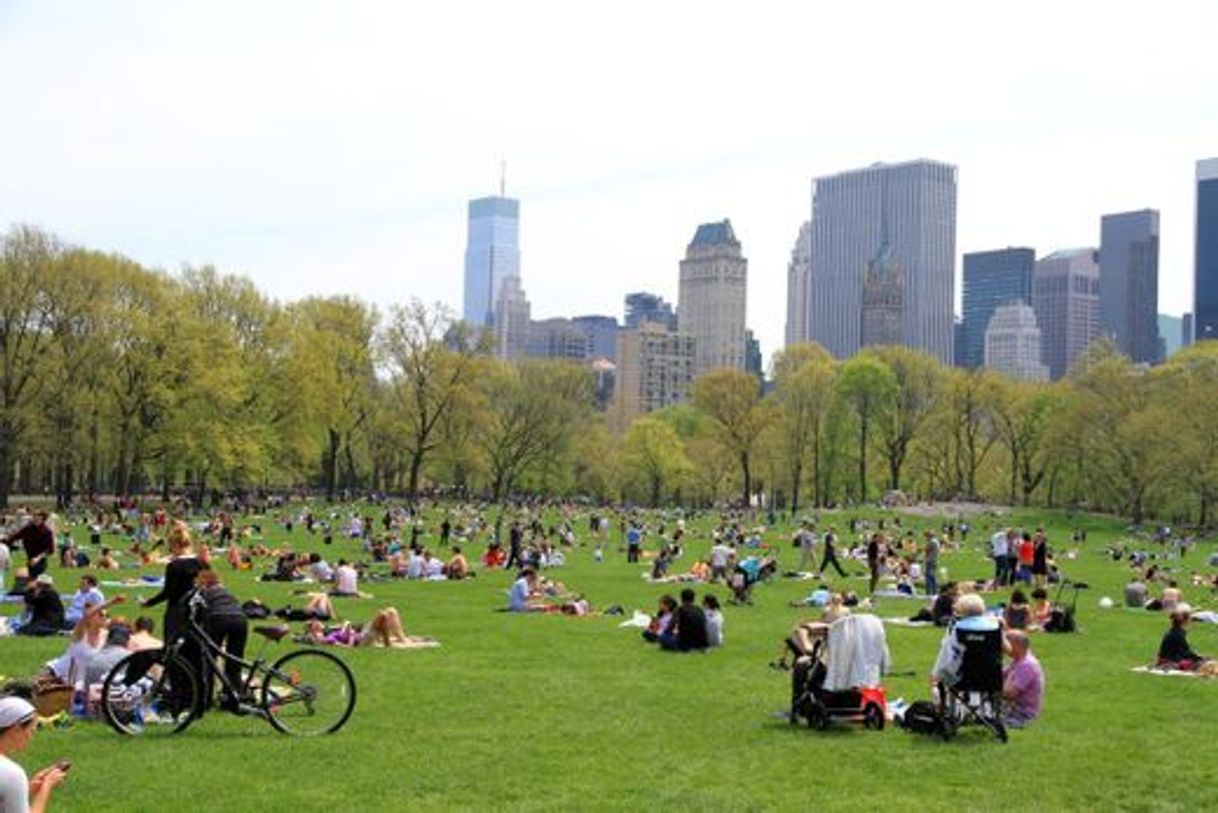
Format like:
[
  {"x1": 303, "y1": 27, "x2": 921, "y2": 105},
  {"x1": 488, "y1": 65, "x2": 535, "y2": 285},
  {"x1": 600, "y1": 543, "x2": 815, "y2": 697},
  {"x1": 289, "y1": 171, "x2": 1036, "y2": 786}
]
[
  {"x1": 508, "y1": 578, "x2": 530, "y2": 612},
  {"x1": 66, "y1": 586, "x2": 105, "y2": 624}
]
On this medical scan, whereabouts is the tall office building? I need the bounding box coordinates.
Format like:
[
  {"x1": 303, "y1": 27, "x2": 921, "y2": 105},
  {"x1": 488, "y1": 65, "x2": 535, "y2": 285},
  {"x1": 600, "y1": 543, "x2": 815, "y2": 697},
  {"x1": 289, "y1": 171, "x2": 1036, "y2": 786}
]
[
  {"x1": 678, "y1": 220, "x2": 748, "y2": 375},
  {"x1": 745, "y1": 329, "x2": 763, "y2": 380},
  {"x1": 961, "y1": 248, "x2": 1036, "y2": 369},
  {"x1": 571, "y1": 315, "x2": 619, "y2": 362},
  {"x1": 493, "y1": 275, "x2": 531, "y2": 361},
  {"x1": 613, "y1": 322, "x2": 696, "y2": 429},
  {"x1": 1195, "y1": 159, "x2": 1218, "y2": 342},
  {"x1": 463, "y1": 196, "x2": 521, "y2": 328},
  {"x1": 807, "y1": 160, "x2": 957, "y2": 364},
  {"x1": 860, "y1": 242, "x2": 903, "y2": 348},
  {"x1": 1033, "y1": 249, "x2": 1100, "y2": 380},
  {"x1": 984, "y1": 302, "x2": 1049, "y2": 381},
  {"x1": 624, "y1": 292, "x2": 677, "y2": 331},
  {"x1": 1100, "y1": 210, "x2": 1161, "y2": 363},
  {"x1": 1183, "y1": 313, "x2": 1195, "y2": 348},
  {"x1": 784, "y1": 221, "x2": 812, "y2": 347}
]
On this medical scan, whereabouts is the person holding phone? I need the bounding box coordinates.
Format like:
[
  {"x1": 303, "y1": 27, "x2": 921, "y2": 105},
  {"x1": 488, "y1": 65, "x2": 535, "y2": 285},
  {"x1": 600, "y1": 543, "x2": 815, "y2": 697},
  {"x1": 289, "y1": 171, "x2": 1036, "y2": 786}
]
[{"x1": 0, "y1": 695, "x2": 69, "y2": 812}]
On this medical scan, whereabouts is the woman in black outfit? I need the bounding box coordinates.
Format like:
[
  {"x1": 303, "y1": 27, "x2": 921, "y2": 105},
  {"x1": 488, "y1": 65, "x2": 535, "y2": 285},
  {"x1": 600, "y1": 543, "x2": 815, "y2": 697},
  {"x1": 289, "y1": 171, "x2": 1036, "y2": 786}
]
[
  {"x1": 141, "y1": 521, "x2": 209, "y2": 645},
  {"x1": 195, "y1": 569, "x2": 249, "y2": 710},
  {"x1": 141, "y1": 521, "x2": 210, "y2": 709}
]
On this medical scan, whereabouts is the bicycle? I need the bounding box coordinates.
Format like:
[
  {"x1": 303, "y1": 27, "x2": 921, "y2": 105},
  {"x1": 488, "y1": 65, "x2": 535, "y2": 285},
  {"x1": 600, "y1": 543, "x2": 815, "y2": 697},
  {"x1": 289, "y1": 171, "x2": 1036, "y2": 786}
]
[{"x1": 100, "y1": 593, "x2": 357, "y2": 737}]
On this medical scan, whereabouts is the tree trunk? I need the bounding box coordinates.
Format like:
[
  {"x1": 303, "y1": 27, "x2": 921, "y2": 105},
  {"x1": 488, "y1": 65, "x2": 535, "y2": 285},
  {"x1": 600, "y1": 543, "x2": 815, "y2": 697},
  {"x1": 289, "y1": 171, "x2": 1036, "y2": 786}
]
[
  {"x1": 740, "y1": 452, "x2": 751, "y2": 508},
  {"x1": 325, "y1": 428, "x2": 340, "y2": 502},
  {"x1": 407, "y1": 450, "x2": 424, "y2": 504},
  {"x1": 789, "y1": 461, "x2": 802, "y2": 516},
  {"x1": 858, "y1": 415, "x2": 869, "y2": 504}
]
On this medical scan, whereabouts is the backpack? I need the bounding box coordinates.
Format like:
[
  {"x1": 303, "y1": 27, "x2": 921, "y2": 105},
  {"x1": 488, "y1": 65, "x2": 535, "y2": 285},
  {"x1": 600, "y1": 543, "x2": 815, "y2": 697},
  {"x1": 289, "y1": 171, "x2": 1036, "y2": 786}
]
[
  {"x1": 1044, "y1": 606, "x2": 1076, "y2": 633},
  {"x1": 900, "y1": 700, "x2": 943, "y2": 735}
]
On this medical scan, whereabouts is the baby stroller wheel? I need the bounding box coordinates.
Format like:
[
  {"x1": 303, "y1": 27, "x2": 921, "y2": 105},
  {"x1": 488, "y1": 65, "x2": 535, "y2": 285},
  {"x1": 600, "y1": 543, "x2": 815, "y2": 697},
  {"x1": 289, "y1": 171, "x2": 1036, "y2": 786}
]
[
  {"x1": 806, "y1": 702, "x2": 829, "y2": 730},
  {"x1": 863, "y1": 704, "x2": 885, "y2": 731}
]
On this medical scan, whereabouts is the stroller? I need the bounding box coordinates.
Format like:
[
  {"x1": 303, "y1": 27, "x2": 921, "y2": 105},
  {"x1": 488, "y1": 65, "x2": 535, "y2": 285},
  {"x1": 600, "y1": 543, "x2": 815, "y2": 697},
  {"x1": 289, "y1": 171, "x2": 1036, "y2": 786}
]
[
  {"x1": 790, "y1": 614, "x2": 889, "y2": 731},
  {"x1": 937, "y1": 623, "x2": 1008, "y2": 742}
]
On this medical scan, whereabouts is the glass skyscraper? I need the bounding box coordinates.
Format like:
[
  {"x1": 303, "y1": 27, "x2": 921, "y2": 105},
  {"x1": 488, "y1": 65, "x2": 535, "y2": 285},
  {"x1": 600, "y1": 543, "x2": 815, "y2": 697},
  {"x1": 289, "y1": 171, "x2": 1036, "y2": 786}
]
[
  {"x1": 806, "y1": 160, "x2": 957, "y2": 364},
  {"x1": 961, "y1": 248, "x2": 1035, "y2": 369},
  {"x1": 463, "y1": 196, "x2": 520, "y2": 328},
  {"x1": 1195, "y1": 159, "x2": 1218, "y2": 342},
  {"x1": 1100, "y1": 210, "x2": 1161, "y2": 363}
]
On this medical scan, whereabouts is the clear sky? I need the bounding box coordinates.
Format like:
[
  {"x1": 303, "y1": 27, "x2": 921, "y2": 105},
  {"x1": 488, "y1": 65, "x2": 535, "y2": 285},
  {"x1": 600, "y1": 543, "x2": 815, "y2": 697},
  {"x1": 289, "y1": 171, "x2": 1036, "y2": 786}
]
[{"x1": 2, "y1": 1, "x2": 1216, "y2": 363}]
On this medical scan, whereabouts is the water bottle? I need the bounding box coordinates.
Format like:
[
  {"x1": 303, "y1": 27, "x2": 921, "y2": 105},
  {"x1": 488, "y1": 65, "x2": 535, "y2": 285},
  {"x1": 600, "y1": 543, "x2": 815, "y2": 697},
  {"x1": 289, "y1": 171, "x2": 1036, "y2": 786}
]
[{"x1": 70, "y1": 681, "x2": 86, "y2": 718}]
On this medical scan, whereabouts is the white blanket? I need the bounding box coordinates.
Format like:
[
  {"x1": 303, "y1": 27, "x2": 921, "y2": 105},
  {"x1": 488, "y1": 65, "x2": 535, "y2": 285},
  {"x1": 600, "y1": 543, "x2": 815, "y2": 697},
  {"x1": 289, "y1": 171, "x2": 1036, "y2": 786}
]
[{"x1": 824, "y1": 614, "x2": 889, "y2": 691}]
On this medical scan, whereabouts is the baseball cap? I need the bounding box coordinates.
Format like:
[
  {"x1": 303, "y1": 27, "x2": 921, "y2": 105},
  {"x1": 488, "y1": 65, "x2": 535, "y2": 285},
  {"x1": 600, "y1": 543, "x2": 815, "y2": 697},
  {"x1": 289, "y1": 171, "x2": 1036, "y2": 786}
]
[{"x1": 0, "y1": 696, "x2": 37, "y2": 729}]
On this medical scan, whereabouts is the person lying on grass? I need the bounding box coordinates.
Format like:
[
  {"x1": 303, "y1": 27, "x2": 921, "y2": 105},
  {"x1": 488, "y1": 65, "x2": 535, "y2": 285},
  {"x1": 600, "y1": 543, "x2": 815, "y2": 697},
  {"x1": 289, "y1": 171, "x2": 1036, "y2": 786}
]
[{"x1": 299, "y1": 608, "x2": 437, "y2": 649}]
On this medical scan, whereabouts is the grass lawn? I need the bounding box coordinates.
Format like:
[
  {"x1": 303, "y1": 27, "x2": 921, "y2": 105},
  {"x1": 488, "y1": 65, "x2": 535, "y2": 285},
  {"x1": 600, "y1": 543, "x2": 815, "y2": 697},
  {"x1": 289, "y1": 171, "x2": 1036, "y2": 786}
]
[{"x1": 1, "y1": 504, "x2": 1215, "y2": 812}]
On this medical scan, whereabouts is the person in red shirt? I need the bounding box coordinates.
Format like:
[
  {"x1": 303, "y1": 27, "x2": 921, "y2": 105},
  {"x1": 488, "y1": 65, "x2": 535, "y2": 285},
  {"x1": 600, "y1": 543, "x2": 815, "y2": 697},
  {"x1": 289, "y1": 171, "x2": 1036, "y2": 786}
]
[{"x1": 1016, "y1": 532, "x2": 1035, "y2": 584}]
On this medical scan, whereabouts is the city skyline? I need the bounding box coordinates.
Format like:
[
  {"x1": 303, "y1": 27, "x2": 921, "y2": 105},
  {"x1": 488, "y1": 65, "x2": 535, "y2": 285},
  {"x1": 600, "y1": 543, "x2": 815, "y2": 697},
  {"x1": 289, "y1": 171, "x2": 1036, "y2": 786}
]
[{"x1": 1, "y1": 2, "x2": 1216, "y2": 364}]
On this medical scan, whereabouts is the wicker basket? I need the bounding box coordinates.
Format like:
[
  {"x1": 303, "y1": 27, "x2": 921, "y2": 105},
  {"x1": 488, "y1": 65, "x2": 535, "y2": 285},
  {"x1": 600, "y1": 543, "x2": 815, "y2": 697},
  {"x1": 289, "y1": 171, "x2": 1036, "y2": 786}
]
[{"x1": 32, "y1": 683, "x2": 74, "y2": 717}]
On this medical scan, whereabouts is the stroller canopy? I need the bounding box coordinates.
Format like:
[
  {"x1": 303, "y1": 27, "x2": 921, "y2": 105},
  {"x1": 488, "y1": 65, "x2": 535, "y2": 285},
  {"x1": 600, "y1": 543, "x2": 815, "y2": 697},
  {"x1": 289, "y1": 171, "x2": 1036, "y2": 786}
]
[{"x1": 823, "y1": 614, "x2": 890, "y2": 692}]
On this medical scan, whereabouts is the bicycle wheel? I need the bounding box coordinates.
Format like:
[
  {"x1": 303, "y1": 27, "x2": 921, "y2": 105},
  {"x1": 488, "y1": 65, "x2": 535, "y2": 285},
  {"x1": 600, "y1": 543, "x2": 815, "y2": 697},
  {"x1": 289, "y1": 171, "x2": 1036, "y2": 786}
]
[
  {"x1": 260, "y1": 649, "x2": 356, "y2": 736},
  {"x1": 100, "y1": 651, "x2": 200, "y2": 737}
]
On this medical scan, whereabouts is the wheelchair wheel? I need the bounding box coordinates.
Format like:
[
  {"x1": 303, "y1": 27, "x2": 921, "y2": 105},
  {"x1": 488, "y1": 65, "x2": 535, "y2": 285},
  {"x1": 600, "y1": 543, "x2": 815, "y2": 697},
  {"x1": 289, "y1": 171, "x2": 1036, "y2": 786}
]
[{"x1": 863, "y1": 703, "x2": 885, "y2": 731}]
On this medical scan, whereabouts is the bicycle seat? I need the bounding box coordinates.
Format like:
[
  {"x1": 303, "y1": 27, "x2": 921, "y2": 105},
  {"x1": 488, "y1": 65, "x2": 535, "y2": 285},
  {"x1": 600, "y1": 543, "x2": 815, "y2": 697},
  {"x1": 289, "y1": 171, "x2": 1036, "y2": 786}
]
[{"x1": 253, "y1": 625, "x2": 292, "y2": 642}]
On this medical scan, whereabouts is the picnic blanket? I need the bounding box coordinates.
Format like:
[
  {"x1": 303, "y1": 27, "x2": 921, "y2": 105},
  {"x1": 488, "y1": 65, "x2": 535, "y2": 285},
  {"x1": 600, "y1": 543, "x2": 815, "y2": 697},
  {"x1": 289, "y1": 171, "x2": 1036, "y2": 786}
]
[
  {"x1": 883, "y1": 617, "x2": 935, "y2": 628},
  {"x1": 1129, "y1": 665, "x2": 1211, "y2": 679},
  {"x1": 618, "y1": 610, "x2": 652, "y2": 629}
]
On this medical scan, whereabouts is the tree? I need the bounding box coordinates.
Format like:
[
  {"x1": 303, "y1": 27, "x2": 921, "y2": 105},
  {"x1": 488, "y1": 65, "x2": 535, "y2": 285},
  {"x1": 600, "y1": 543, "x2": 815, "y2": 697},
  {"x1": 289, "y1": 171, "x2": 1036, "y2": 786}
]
[
  {"x1": 0, "y1": 226, "x2": 61, "y2": 507},
  {"x1": 865, "y1": 346, "x2": 944, "y2": 492},
  {"x1": 770, "y1": 343, "x2": 836, "y2": 511},
  {"x1": 1155, "y1": 343, "x2": 1218, "y2": 525},
  {"x1": 477, "y1": 360, "x2": 592, "y2": 502},
  {"x1": 622, "y1": 416, "x2": 690, "y2": 506},
  {"x1": 990, "y1": 378, "x2": 1058, "y2": 505},
  {"x1": 691, "y1": 368, "x2": 775, "y2": 506},
  {"x1": 381, "y1": 300, "x2": 484, "y2": 502},
  {"x1": 834, "y1": 355, "x2": 897, "y2": 504}
]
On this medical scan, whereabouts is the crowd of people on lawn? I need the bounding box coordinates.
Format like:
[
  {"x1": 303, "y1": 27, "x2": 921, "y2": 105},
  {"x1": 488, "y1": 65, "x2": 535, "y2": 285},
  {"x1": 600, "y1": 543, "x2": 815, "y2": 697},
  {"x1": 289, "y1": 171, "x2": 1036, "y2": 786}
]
[{"x1": 0, "y1": 498, "x2": 1214, "y2": 808}]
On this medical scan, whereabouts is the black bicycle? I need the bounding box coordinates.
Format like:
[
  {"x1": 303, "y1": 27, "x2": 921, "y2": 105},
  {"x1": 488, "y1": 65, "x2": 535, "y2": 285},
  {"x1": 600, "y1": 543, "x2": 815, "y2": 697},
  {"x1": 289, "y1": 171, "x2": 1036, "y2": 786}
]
[{"x1": 100, "y1": 594, "x2": 356, "y2": 737}]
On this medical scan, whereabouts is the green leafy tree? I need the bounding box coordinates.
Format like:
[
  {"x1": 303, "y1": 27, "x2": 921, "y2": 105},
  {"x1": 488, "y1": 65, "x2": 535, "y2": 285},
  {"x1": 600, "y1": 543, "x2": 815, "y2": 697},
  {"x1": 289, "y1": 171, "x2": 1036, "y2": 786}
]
[
  {"x1": 834, "y1": 355, "x2": 897, "y2": 504},
  {"x1": 691, "y1": 368, "x2": 775, "y2": 506}
]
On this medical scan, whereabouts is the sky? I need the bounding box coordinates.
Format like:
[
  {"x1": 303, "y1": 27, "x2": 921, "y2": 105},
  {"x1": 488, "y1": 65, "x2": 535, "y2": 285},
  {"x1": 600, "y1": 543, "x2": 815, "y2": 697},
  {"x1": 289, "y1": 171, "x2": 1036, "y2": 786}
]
[{"x1": 2, "y1": 0, "x2": 1216, "y2": 363}]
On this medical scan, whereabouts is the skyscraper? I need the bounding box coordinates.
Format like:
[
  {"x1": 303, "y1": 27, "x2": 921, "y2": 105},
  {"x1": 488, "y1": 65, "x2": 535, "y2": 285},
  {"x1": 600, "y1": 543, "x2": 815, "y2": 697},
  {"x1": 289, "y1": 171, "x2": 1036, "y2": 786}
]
[
  {"x1": 784, "y1": 221, "x2": 811, "y2": 347},
  {"x1": 493, "y1": 275, "x2": 530, "y2": 361},
  {"x1": 1195, "y1": 159, "x2": 1218, "y2": 342},
  {"x1": 463, "y1": 195, "x2": 520, "y2": 328},
  {"x1": 1033, "y1": 249, "x2": 1100, "y2": 380},
  {"x1": 1158, "y1": 314, "x2": 1183, "y2": 359},
  {"x1": 678, "y1": 220, "x2": 748, "y2": 375},
  {"x1": 961, "y1": 248, "x2": 1036, "y2": 369},
  {"x1": 984, "y1": 302, "x2": 1049, "y2": 382},
  {"x1": 624, "y1": 292, "x2": 677, "y2": 331},
  {"x1": 807, "y1": 160, "x2": 957, "y2": 364},
  {"x1": 745, "y1": 329, "x2": 763, "y2": 381},
  {"x1": 860, "y1": 242, "x2": 903, "y2": 348},
  {"x1": 1100, "y1": 210, "x2": 1161, "y2": 363}
]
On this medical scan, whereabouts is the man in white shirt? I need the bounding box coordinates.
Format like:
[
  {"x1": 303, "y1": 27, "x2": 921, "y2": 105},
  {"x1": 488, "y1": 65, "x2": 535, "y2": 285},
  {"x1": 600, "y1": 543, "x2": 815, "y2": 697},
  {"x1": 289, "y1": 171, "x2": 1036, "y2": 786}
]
[
  {"x1": 332, "y1": 560, "x2": 358, "y2": 596},
  {"x1": 991, "y1": 529, "x2": 1010, "y2": 585},
  {"x1": 797, "y1": 526, "x2": 818, "y2": 572},
  {"x1": 406, "y1": 549, "x2": 425, "y2": 580},
  {"x1": 64, "y1": 575, "x2": 105, "y2": 627},
  {"x1": 709, "y1": 541, "x2": 734, "y2": 583}
]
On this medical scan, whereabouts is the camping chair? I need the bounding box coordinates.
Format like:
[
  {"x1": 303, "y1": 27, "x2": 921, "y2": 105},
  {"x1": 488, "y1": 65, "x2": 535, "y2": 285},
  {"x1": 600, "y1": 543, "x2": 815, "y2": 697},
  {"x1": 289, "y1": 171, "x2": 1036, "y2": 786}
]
[{"x1": 938, "y1": 625, "x2": 1008, "y2": 742}]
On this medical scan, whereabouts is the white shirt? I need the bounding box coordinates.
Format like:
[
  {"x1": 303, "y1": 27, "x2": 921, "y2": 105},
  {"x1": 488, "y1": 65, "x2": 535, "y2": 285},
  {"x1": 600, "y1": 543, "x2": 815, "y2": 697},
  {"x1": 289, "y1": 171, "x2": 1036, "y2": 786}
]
[
  {"x1": 334, "y1": 565, "x2": 358, "y2": 595},
  {"x1": 424, "y1": 557, "x2": 444, "y2": 578},
  {"x1": 705, "y1": 610, "x2": 724, "y2": 647},
  {"x1": 991, "y1": 532, "x2": 1009, "y2": 558},
  {"x1": 710, "y1": 544, "x2": 732, "y2": 568},
  {"x1": 406, "y1": 553, "x2": 424, "y2": 579},
  {"x1": 0, "y1": 752, "x2": 29, "y2": 813}
]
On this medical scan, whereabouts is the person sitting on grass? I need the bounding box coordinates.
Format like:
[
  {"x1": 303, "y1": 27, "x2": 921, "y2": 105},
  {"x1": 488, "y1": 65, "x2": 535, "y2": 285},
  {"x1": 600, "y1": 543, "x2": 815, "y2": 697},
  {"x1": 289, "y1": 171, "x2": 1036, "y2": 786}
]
[
  {"x1": 18, "y1": 575, "x2": 64, "y2": 637},
  {"x1": 642, "y1": 595, "x2": 677, "y2": 643},
  {"x1": 331, "y1": 560, "x2": 359, "y2": 597},
  {"x1": 96, "y1": 547, "x2": 120, "y2": 571},
  {"x1": 128, "y1": 616, "x2": 162, "y2": 651},
  {"x1": 1158, "y1": 605, "x2": 1207, "y2": 670},
  {"x1": 45, "y1": 594, "x2": 125, "y2": 686},
  {"x1": 446, "y1": 547, "x2": 470, "y2": 580},
  {"x1": 0, "y1": 696, "x2": 69, "y2": 813},
  {"x1": 1003, "y1": 588, "x2": 1032, "y2": 631},
  {"x1": 1029, "y1": 588, "x2": 1052, "y2": 629},
  {"x1": 659, "y1": 589, "x2": 708, "y2": 652},
  {"x1": 508, "y1": 568, "x2": 544, "y2": 612},
  {"x1": 1002, "y1": 630, "x2": 1045, "y2": 728},
  {"x1": 703, "y1": 594, "x2": 724, "y2": 647}
]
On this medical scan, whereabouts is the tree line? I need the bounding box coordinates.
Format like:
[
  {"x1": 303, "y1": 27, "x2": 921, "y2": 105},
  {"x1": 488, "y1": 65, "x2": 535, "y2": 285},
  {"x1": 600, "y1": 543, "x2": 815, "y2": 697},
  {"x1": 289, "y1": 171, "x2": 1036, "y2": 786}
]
[{"x1": 3, "y1": 224, "x2": 1216, "y2": 525}]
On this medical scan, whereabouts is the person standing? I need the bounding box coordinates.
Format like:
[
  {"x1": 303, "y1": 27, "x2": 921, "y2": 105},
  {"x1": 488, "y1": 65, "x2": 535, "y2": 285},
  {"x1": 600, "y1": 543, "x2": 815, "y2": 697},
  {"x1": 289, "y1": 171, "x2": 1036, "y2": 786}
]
[
  {"x1": 818, "y1": 527, "x2": 847, "y2": 579},
  {"x1": 626, "y1": 523, "x2": 642, "y2": 564},
  {"x1": 1031, "y1": 531, "x2": 1050, "y2": 588},
  {"x1": 195, "y1": 570, "x2": 249, "y2": 711},
  {"x1": 1005, "y1": 530, "x2": 1020, "y2": 588},
  {"x1": 3, "y1": 511, "x2": 55, "y2": 580},
  {"x1": 0, "y1": 696, "x2": 70, "y2": 813},
  {"x1": 924, "y1": 531, "x2": 941, "y2": 597},
  {"x1": 141, "y1": 521, "x2": 208, "y2": 647},
  {"x1": 867, "y1": 533, "x2": 884, "y2": 594},
  {"x1": 504, "y1": 521, "x2": 523, "y2": 570},
  {"x1": 797, "y1": 525, "x2": 818, "y2": 573},
  {"x1": 990, "y1": 528, "x2": 1010, "y2": 586}
]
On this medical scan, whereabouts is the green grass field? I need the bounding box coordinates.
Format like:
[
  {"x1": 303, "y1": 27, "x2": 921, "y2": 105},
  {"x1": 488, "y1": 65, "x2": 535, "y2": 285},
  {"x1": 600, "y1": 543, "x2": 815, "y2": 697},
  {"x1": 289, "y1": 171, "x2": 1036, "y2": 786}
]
[{"x1": 1, "y1": 505, "x2": 1215, "y2": 812}]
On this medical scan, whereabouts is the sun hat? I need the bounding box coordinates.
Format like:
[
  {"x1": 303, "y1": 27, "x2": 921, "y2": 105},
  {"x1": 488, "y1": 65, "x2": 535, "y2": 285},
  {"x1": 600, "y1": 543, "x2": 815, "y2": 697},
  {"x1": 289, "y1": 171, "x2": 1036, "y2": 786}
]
[
  {"x1": 0, "y1": 696, "x2": 37, "y2": 729},
  {"x1": 34, "y1": 574, "x2": 54, "y2": 586}
]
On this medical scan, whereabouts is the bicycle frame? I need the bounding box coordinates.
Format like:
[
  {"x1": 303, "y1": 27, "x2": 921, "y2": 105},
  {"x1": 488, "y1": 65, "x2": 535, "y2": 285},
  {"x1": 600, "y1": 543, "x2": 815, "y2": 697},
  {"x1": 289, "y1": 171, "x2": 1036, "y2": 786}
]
[{"x1": 165, "y1": 606, "x2": 276, "y2": 702}]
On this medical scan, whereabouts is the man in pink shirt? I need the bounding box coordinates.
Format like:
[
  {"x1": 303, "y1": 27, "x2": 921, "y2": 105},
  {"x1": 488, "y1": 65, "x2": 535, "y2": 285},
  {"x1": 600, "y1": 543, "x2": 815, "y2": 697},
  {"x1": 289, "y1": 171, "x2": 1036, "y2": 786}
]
[{"x1": 1002, "y1": 631, "x2": 1044, "y2": 728}]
